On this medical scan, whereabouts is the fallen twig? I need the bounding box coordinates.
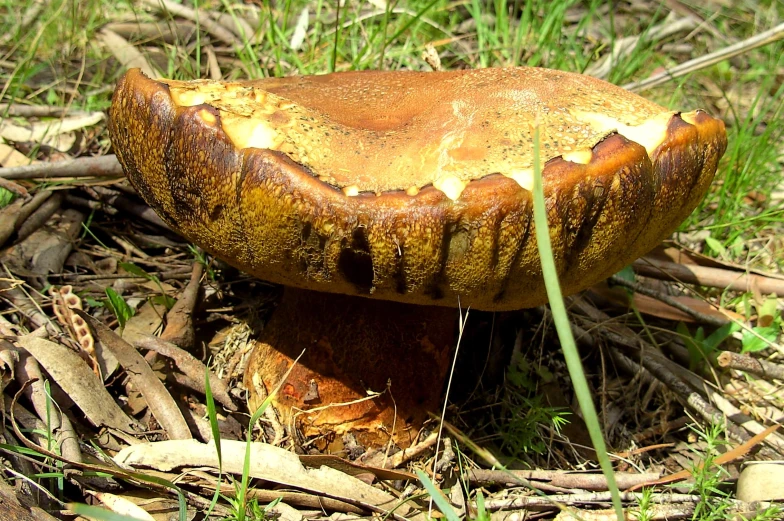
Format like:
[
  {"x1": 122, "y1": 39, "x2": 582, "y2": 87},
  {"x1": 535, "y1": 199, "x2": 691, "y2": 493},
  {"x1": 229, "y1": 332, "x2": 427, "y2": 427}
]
[
  {"x1": 160, "y1": 262, "x2": 203, "y2": 349},
  {"x1": 717, "y1": 351, "x2": 784, "y2": 381},
  {"x1": 0, "y1": 155, "x2": 123, "y2": 180},
  {"x1": 625, "y1": 21, "x2": 784, "y2": 91},
  {"x1": 633, "y1": 258, "x2": 784, "y2": 296},
  {"x1": 468, "y1": 469, "x2": 661, "y2": 491},
  {"x1": 483, "y1": 491, "x2": 702, "y2": 511},
  {"x1": 608, "y1": 274, "x2": 728, "y2": 327}
]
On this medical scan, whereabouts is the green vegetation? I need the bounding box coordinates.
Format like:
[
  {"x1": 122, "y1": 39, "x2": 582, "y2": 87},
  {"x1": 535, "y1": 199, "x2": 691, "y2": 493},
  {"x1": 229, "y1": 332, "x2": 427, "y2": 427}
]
[{"x1": 1, "y1": 0, "x2": 782, "y2": 520}]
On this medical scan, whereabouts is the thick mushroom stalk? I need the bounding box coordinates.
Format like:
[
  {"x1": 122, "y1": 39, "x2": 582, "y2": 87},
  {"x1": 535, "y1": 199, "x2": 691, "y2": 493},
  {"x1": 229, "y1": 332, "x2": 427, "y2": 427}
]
[{"x1": 109, "y1": 67, "x2": 726, "y2": 446}]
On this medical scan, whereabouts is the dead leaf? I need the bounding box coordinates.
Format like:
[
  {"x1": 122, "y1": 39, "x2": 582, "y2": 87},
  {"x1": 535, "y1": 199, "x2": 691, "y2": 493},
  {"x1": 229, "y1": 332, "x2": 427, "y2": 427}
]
[
  {"x1": 0, "y1": 112, "x2": 105, "y2": 151},
  {"x1": 0, "y1": 143, "x2": 37, "y2": 167},
  {"x1": 115, "y1": 439, "x2": 421, "y2": 520},
  {"x1": 120, "y1": 300, "x2": 167, "y2": 345},
  {"x1": 97, "y1": 28, "x2": 159, "y2": 78},
  {"x1": 299, "y1": 454, "x2": 416, "y2": 482},
  {"x1": 133, "y1": 334, "x2": 236, "y2": 411},
  {"x1": 87, "y1": 491, "x2": 155, "y2": 521},
  {"x1": 77, "y1": 310, "x2": 192, "y2": 440},
  {"x1": 15, "y1": 336, "x2": 138, "y2": 432}
]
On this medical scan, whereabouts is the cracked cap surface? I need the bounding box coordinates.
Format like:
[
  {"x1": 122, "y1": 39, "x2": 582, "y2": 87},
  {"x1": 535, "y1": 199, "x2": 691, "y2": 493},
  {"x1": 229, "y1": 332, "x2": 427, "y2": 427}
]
[{"x1": 109, "y1": 67, "x2": 727, "y2": 311}]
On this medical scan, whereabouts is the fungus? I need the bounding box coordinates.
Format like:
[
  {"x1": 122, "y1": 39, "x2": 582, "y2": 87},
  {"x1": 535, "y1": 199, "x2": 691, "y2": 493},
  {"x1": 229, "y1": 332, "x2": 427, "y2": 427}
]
[{"x1": 109, "y1": 67, "x2": 726, "y2": 448}]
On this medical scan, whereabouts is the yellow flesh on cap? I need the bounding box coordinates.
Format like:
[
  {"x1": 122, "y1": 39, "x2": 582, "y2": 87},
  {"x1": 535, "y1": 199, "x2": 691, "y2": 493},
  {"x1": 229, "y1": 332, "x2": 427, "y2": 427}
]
[{"x1": 163, "y1": 68, "x2": 676, "y2": 200}]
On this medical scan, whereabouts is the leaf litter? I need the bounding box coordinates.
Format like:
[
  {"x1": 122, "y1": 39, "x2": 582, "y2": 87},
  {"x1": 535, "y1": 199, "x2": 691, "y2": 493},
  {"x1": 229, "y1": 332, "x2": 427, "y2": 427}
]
[{"x1": 0, "y1": 1, "x2": 783, "y2": 520}]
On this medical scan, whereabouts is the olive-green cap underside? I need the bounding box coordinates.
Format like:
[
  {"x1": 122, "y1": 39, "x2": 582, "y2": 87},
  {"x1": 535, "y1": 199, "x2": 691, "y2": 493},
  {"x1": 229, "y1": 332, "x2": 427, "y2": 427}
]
[{"x1": 109, "y1": 67, "x2": 727, "y2": 311}]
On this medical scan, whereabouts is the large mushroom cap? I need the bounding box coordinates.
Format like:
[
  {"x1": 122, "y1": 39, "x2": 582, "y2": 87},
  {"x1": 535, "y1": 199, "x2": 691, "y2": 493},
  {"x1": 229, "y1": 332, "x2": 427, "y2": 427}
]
[{"x1": 109, "y1": 67, "x2": 726, "y2": 311}]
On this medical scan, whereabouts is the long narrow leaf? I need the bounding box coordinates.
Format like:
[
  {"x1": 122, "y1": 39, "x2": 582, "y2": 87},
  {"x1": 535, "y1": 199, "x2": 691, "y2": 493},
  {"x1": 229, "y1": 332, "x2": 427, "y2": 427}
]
[{"x1": 531, "y1": 124, "x2": 624, "y2": 521}]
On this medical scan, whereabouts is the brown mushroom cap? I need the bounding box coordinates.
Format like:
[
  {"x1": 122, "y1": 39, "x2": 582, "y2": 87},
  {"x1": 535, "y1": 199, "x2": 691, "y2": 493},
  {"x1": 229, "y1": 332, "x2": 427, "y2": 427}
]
[{"x1": 109, "y1": 67, "x2": 726, "y2": 311}]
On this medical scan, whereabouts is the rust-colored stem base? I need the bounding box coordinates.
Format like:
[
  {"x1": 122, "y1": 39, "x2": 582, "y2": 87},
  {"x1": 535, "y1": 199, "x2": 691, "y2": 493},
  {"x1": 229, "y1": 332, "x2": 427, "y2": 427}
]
[{"x1": 244, "y1": 287, "x2": 458, "y2": 449}]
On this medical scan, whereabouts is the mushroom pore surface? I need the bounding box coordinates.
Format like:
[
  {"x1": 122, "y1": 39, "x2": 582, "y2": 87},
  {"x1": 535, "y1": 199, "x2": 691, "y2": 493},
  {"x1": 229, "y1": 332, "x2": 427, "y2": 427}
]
[{"x1": 109, "y1": 67, "x2": 727, "y2": 311}]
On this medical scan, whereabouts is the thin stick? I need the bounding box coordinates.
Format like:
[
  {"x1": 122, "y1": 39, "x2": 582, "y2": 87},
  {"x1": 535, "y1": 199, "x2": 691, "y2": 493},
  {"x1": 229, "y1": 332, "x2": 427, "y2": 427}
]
[
  {"x1": 608, "y1": 274, "x2": 728, "y2": 327},
  {"x1": 0, "y1": 155, "x2": 123, "y2": 180},
  {"x1": 633, "y1": 258, "x2": 784, "y2": 297},
  {"x1": 624, "y1": 21, "x2": 784, "y2": 91},
  {"x1": 428, "y1": 302, "x2": 469, "y2": 517},
  {"x1": 717, "y1": 351, "x2": 784, "y2": 381}
]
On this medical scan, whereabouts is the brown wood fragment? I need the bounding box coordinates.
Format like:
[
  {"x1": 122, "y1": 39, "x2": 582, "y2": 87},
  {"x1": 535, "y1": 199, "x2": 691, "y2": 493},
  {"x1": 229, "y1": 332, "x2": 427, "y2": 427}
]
[
  {"x1": 469, "y1": 469, "x2": 662, "y2": 491},
  {"x1": 0, "y1": 155, "x2": 123, "y2": 180},
  {"x1": 633, "y1": 258, "x2": 784, "y2": 297},
  {"x1": 717, "y1": 351, "x2": 784, "y2": 380}
]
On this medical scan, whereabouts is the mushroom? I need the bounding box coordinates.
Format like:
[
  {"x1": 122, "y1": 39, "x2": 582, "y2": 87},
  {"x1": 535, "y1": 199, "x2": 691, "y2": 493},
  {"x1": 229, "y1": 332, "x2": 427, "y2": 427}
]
[{"x1": 109, "y1": 67, "x2": 726, "y2": 448}]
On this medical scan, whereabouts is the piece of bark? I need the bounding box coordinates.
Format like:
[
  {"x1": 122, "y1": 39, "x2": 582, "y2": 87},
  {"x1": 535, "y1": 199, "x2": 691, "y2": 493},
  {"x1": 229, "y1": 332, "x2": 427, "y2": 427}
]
[
  {"x1": 15, "y1": 336, "x2": 138, "y2": 433},
  {"x1": 14, "y1": 191, "x2": 52, "y2": 229},
  {"x1": 0, "y1": 197, "x2": 27, "y2": 247},
  {"x1": 1, "y1": 208, "x2": 84, "y2": 288},
  {"x1": 78, "y1": 311, "x2": 192, "y2": 440},
  {"x1": 15, "y1": 192, "x2": 64, "y2": 243}
]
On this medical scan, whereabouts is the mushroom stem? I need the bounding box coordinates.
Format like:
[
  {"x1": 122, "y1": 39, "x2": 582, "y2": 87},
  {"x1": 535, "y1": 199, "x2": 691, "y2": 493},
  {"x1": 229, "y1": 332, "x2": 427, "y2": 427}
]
[{"x1": 245, "y1": 287, "x2": 459, "y2": 449}]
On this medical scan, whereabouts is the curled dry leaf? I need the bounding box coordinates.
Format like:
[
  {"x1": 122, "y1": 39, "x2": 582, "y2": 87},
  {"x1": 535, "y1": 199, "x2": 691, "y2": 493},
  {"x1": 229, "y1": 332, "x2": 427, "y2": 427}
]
[
  {"x1": 1, "y1": 208, "x2": 84, "y2": 286},
  {"x1": 114, "y1": 439, "x2": 421, "y2": 519},
  {"x1": 76, "y1": 310, "x2": 192, "y2": 440},
  {"x1": 0, "y1": 339, "x2": 19, "y2": 392},
  {"x1": 15, "y1": 336, "x2": 139, "y2": 433},
  {"x1": 159, "y1": 262, "x2": 202, "y2": 349}
]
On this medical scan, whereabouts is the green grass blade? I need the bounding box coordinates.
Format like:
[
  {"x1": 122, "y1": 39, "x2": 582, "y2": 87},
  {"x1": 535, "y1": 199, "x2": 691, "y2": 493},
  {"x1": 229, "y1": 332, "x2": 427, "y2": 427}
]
[
  {"x1": 416, "y1": 469, "x2": 461, "y2": 521},
  {"x1": 531, "y1": 124, "x2": 624, "y2": 521}
]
